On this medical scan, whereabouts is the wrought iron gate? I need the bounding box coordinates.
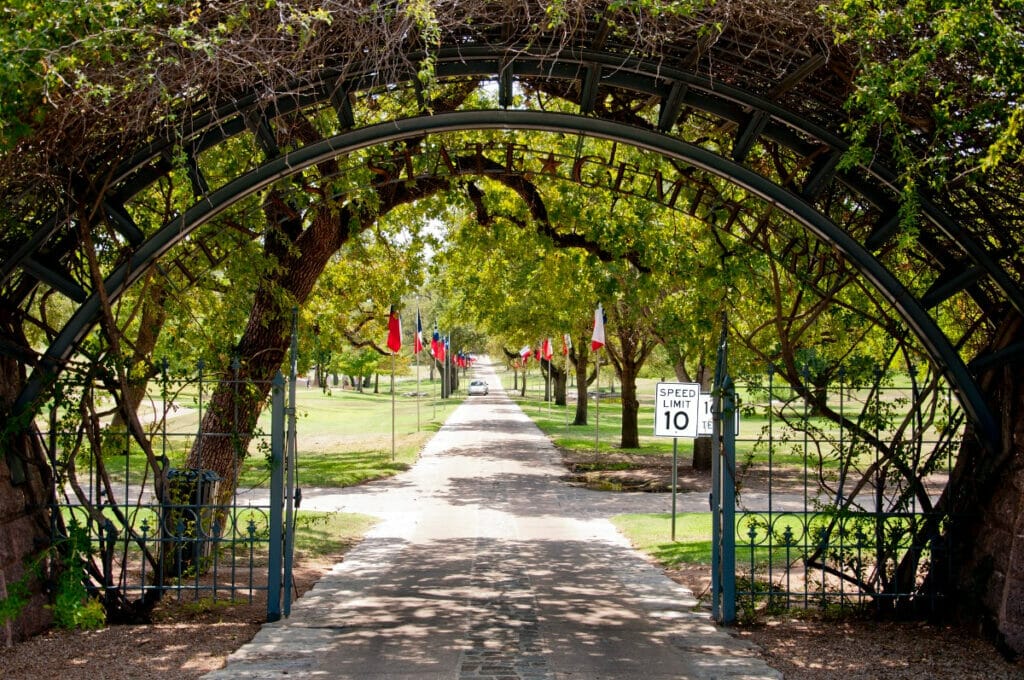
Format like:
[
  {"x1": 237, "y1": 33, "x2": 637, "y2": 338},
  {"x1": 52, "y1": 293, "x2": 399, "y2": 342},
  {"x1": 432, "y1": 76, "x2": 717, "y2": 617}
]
[
  {"x1": 710, "y1": 321, "x2": 961, "y2": 623},
  {"x1": 45, "y1": 320, "x2": 300, "y2": 623}
]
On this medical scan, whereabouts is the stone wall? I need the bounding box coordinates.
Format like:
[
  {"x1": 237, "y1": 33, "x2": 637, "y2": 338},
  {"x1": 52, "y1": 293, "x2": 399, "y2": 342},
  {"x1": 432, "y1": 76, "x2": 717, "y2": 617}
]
[
  {"x1": 978, "y1": 407, "x2": 1024, "y2": 655},
  {"x1": 954, "y1": 312, "x2": 1024, "y2": 658},
  {"x1": 0, "y1": 440, "x2": 53, "y2": 644},
  {"x1": 0, "y1": 316, "x2": 53, "y2": 644}
]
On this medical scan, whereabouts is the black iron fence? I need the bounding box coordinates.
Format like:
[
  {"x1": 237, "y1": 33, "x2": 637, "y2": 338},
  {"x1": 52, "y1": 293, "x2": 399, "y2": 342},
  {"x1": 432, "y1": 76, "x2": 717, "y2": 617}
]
[{"x1": 40, "y1": 358, "x2": 295, "y2": 623}]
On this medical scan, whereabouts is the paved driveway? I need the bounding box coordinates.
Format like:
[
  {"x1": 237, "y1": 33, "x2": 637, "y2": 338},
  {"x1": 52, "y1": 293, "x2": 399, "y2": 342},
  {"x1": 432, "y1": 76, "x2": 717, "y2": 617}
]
[{"x1": 205, "y1": 360, "x2": 780, "y2": 679}]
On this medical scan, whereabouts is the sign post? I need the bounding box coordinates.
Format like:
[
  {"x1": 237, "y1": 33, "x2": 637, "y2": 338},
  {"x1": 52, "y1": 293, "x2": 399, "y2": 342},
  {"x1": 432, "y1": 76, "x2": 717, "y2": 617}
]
[{"x1": 654, "y1": 382, "x2": 700, "y2": 541}]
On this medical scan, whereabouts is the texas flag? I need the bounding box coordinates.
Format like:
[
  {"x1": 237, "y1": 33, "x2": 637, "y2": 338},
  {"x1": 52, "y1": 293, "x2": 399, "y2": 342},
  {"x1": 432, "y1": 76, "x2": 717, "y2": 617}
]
[
  {"x1": 386, "y1": 306, "x2": 402, "y2": 353},
  {"x1": 541, "y1": 338, "x2": 553, "y2": 361},
  {"x1": 413, "y1": 309, "x2": 423, "y2": 354},
  {"x1": 431, "y1": 324, "x2": 441, "y2": 358},
  {"x1": 519, "y1": 345, "x2": 531, "y2": 361},
  {"x1": 591, "y1": 303, "x2": 606, "y2": 351},
  {"x1": 562, "y1": 333, "x2": 572, "y2": 356}
]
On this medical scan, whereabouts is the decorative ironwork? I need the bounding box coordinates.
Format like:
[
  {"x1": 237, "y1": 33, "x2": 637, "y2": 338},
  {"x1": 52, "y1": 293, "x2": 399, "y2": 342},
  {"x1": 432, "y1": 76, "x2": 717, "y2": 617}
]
[
  {"x1": 41, "y1": 357, "x2": 296, "y2": 622},
  {"x1": 0, "y1": 22, "x2": 1018, "y2": 453},
  {"x1": 720, "y1": 362, "x2": 961, "y2": 618}
]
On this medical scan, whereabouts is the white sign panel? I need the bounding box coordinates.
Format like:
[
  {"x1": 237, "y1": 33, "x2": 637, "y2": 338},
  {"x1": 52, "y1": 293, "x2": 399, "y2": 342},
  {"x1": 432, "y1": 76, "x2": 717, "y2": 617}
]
[
  {"x1": 697, "y1": 392, "x2": 714, "y2": 437},
  {"x1": 696, "y1": 391, "x2": 741, "y2": 437},
  {"x1": 654, "y1": 382, "x2": 700, "y2": 438}
]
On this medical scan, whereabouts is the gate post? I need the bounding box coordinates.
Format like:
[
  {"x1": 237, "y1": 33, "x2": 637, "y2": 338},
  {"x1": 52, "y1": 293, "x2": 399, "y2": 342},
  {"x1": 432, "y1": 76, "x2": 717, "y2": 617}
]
[
  {"x1": 711, "y1": 395, "x2": 721, "y2": 622},
  {"x1": 267, "y1": 371, "x2": 285, "y2": 622},
  {"x1": 721, "y1": 375, "x2": 737, "y2": 624},
  {"x1": 283, "y1": 308, "x2": 299, "y2": 617},
  {"x1": 711, "y1": 313, "x2": 736, "y2": 624}
]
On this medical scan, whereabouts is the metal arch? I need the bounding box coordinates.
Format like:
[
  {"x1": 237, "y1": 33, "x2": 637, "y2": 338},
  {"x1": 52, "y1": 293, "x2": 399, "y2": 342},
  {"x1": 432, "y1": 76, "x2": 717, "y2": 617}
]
[
  {"x1": 16, "y1": 109, "x2": 999, "y2": 449},
  {"x1": 5, "y1": 45, "x2": 1022, "y2": 324}
]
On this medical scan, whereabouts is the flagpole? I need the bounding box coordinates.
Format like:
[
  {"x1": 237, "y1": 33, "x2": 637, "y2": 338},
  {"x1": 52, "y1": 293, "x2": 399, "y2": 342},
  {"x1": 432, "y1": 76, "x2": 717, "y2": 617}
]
[
  {"x1": 594, "y1": 352, "x2": 601, "y2": 460},
  {"x1": 564, "y1": 337, "x2": 570, "y2": 428},
  {"x1": 386, "y1": 305, "x2": 401, "y2": 461},
  {"x1": 415, "y1": 305, "x2": 421, "y2": 432},
  {"x1": 546, "y1": 338, "x2": 552, "y2": 418},
  {"x1": 590, "y1": 303, "x2": 606, "y2": 461},
  {"x1": 391, "y1": 351, "x2": 396, "y2": 460}
]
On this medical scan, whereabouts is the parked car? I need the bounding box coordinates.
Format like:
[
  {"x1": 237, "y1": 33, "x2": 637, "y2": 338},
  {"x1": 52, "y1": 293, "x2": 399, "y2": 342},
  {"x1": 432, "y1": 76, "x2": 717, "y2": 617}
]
[{"x1": 468, "y1": 379, "x2": 489, "y2": 396}]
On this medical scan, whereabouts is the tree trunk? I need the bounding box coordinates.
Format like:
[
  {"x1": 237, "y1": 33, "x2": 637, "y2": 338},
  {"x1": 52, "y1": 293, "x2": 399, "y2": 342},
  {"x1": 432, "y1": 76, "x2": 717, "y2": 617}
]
[
  {"x1": 184, "y1": 201, "x2": 353, "y2": 506},
  {"x1": 183, "y1": 177, "x2": 451, "y2": 505},
  {"x1": 606, "y1": 310, "x2": 654, "y2": 450},
  {"x1": 691, "y1": 364, "x2": 714, "y2": 471},
  {"x1": 619, "y1": 358, "x2": 641, "y2": 448},
  {"x1": 109, "y1": 271, "x2": 168, "y2": 435},
  {"x1": 941, "y1": 312, "x2": 1024, "y2": 654},
  {"x1": 573, "y1": 339, "x2": 590, "y2": 425},
  {"x1": 692, "y1": 437, "x2": 713, "y2": 471},
  {"x1": 0, "y1": 315, "x2": 54, "y2": 641},
  {"x1": 552, "y1": 360, "x2": 568, "y2": 406}
]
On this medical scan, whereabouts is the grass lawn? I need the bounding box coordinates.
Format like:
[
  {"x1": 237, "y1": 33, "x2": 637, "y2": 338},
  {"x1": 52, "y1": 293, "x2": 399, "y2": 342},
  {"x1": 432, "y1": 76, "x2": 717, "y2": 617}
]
[
  {"x1": 500, "y1": 368, "x2": 955, "y2": 473},
  {"x1": 611, "y1": 512, "x2": 714, "y2": 567},
  {"x1": 291, "y1": 510, "x2": 379, "y2": 559},
  {"x1": 86, "y1": 375, "x2": 463, "y2": 489}
]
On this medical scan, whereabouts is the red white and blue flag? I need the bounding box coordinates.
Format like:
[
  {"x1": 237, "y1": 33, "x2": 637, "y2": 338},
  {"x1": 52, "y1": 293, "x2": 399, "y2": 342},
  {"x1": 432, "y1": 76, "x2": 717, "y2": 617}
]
[
  {"x1": 562, "y1": 333, "x2": 572, "y2": 356},
  {"x1": 431, "y1": 324, "x2": 441, "y2": 358},
  {"x1": 591, "y1": 303, "x2": 606, "y2": 351},
  {"x1": 541, "y1": 337, "x2": 553, "y2": 361},
  {"x1": 414, "y1": 309, "x2": 424, "y2": 354}
]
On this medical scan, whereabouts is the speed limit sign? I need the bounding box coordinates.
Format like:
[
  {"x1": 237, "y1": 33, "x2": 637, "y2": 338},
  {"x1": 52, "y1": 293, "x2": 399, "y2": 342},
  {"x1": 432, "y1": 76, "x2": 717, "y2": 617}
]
[{"x1": 654, "y1": 382, "x2": 700, "y2": 438}]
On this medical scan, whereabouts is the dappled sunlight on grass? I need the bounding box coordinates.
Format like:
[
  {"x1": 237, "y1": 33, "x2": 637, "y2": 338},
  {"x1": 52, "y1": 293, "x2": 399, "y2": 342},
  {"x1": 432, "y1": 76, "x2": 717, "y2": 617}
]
[{"x1": 611, "y1": 513, "x2": 713, "y2": 568}]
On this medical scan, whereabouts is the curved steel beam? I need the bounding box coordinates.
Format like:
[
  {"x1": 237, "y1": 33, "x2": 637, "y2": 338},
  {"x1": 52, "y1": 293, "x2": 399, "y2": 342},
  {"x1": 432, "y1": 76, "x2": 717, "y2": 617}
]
[
  {"x1": 6, "y1": 45, "x2": 1022, "y2": 328},
  {"x1": 16, "y1": 109, "x2": 999, "y2": 449}
]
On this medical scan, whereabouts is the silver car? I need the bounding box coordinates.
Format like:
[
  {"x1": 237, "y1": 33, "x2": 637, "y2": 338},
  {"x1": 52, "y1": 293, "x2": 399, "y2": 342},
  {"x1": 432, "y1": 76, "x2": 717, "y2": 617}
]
[{"x1": 467, "y1": 379, "x2": 489, "y2": 395}]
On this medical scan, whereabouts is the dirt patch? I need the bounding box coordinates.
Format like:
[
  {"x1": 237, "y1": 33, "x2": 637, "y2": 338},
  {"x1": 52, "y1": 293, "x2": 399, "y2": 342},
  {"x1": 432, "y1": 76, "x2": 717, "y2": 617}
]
[
  {"x1": 561, "y1": 450, "x2": 708, "y2": 492},
  {"x1": 559, "y1": 449, "x2": 814, "y2": 496},
  {"x1": 0, "y1": 559, "x2": 327, "y2": 679}
]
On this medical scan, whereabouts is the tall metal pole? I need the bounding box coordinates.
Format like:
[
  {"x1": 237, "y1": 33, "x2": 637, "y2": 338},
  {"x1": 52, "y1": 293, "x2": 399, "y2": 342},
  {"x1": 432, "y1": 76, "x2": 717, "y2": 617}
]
[
  {"x1": 594, "y1": 354, "x2": 601, "y2": 458},
  {"x1": 267, "y1": 372, "x2": 284, "y2": 623},
  {"x1": 415, "y1": 301, "x2": 421, "y2": 432},
  {"x1": 721, "y1": 374, "x2": 737, "y2": 624},
  {"x1": 564, "y1": 339, "x2": 570, "y2": 427},
  {"x1": 671, "y1": 437, "x2": 678, "y2": 541},
  {"x1": 391, "y1": 352, "x2": 396, "y2": 460}
]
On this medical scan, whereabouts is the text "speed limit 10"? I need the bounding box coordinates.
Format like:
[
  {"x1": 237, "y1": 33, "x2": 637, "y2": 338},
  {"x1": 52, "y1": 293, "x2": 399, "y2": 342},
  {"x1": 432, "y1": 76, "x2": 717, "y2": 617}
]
[{"x1": 653, "y1": 382, "x2": 700, "y2": 438}]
